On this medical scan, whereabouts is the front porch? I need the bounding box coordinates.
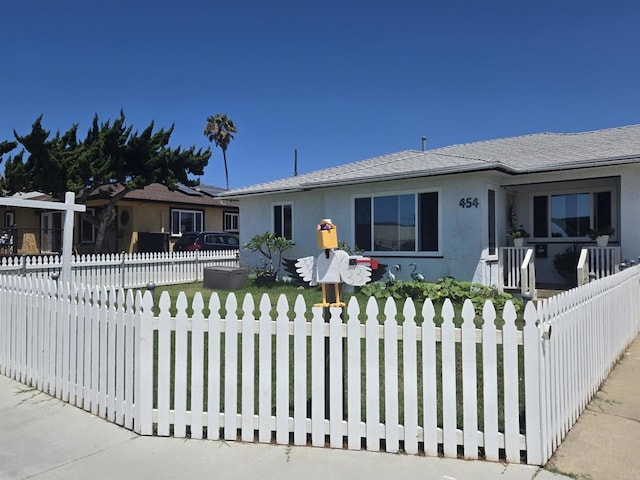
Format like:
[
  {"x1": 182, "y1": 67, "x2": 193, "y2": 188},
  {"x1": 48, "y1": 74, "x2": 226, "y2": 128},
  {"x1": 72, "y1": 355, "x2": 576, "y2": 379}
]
[{"x1": 497, "y1": 245, "x2": 622, "y2": 300}]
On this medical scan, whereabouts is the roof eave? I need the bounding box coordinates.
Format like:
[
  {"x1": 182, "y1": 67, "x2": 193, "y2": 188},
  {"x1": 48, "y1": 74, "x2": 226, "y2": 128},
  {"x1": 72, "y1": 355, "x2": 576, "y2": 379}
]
[
  {"x1": 507, "y1": 154, "x2": 640, "y2": 175},
  {"x1": 219, "y1": 163, "x2": 509, "y2": 199}
]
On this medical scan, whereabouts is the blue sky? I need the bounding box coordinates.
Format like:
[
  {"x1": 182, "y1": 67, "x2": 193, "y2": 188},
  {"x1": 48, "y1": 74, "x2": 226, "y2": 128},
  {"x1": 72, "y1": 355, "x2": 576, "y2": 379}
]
[{"x1": 1, "y1": 1, "x2": 639, "y2": 190}]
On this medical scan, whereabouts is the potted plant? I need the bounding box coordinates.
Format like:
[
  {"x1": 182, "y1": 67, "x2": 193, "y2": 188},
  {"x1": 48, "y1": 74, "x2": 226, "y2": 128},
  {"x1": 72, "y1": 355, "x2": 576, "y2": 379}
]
[
  {"x1": 588, "y1": 226, "x2": 615, "y2": 247},
  {"x1": 506, "y1": 225, "x2": 530, "y2": 247}
]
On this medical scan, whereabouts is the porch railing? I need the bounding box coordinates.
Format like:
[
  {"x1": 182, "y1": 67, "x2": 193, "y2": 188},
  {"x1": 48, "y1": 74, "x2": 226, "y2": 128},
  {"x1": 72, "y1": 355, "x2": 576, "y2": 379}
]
[
  {"x1": 520, "y1": 248, "x2": 536, "y2": 299},
  {"x1": 498, "y1": 247, "x2": 535, "y2": 297},
  {"x1": 577, "y1": 246, "x2": 621, "y2": 287}
]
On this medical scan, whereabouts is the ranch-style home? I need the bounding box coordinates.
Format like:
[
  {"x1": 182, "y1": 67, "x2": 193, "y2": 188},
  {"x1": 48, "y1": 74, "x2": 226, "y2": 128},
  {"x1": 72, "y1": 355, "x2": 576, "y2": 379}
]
[
  {"x1": 221, "y1": 124, "x2": 640, "y2": 289},
  {"x1": 1, "y1": 183, "x2": 239, "y2": 255}
]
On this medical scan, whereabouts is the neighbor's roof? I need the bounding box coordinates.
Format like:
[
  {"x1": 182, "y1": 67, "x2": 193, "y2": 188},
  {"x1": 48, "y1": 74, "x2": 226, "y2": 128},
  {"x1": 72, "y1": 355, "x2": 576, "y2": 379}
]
[
  {"x1": 88, "y1": 183, "x2": 237, "y2": 208},
  {"x1": 220, "y1": 124, "x2": 640, "y2": 197}
]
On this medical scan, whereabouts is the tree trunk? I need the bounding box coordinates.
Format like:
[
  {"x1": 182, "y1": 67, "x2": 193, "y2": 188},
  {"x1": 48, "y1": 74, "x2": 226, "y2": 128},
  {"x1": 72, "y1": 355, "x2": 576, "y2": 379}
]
[
  {"x1": 93, "y1": 189, "x2": 129, "y2": 253},
  {"x1": 223, "y1": 150, "x2": 229, "y2": 191}
]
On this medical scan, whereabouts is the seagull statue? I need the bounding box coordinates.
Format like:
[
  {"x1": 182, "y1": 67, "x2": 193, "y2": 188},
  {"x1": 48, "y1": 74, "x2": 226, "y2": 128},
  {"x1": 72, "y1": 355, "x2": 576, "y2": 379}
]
[{"x1": 295, "y1": 219, "x2": 378, "y2": 307}]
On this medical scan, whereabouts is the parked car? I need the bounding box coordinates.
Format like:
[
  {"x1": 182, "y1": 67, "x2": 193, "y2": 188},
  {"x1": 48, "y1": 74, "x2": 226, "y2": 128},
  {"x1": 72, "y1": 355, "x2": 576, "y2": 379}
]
[{"x1": 173, "y1": 231, "x2": 240, "y2": 252}]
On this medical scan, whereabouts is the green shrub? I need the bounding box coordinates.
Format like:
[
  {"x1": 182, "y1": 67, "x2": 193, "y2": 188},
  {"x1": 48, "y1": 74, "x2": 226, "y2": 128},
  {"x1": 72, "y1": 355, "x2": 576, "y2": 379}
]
[{"x1": 360, "y1": 277, "x2": 521, "y2": 314}]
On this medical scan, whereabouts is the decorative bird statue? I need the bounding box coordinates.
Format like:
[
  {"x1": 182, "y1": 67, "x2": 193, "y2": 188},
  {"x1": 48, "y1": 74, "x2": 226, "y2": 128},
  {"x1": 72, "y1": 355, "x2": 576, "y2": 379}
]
[
  {"x1": 295, "y1": 219, "x2": 379, "y2": 307},
  {"x1": 409, "y1": 262, "x2": 425, "y2": 281},
  {"x1": 386, "y1": 264, "x2": 401, "y2": 285}
]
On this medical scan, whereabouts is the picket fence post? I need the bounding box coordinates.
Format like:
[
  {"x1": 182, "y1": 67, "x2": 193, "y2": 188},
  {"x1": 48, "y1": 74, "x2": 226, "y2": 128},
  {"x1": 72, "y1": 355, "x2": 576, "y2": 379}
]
[
  {"x1": 521, "y1": 301, "x2": 544, "y2": 464},
  {"x1": 134, "y1": 290, "x2": 154, "y2": 435}
]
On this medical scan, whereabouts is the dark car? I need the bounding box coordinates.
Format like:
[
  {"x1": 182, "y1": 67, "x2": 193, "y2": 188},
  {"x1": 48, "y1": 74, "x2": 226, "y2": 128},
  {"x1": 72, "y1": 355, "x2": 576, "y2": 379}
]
[{"x1": 173, "y1": 231, "x2": 240, "y2": 252}]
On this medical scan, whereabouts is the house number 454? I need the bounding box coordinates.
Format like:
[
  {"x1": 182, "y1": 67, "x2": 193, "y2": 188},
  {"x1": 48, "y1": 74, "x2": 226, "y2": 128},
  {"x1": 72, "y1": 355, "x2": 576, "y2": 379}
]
[{"x1": 459, "y1": 197, "x2": 479, "y2": 208}]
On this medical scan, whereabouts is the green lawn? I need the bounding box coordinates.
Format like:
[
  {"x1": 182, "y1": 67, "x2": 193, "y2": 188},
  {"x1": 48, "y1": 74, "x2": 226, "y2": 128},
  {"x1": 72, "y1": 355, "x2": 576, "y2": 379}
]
[{"x1": 151, "y1": 277, "x2": 522, "y2": 326}]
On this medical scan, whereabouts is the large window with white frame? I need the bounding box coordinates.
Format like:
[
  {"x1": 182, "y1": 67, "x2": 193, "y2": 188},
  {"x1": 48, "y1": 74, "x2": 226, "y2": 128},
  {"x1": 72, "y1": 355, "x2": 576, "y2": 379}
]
[
  {"x1": 354, "y1": 190, "x2": 440, "y2": 253},
  {"x1": 171, "y1": 209, "x2": 203, "y2": 236},
  {"x1": 224, "y1": 211, "x2": 239, "y2": 232},
  {"x1": 273, "y1": 203, "x2": 293, "y2": 240},
  {"x1": 532, "y1": 190, "x2": 613, "y2": 239}
]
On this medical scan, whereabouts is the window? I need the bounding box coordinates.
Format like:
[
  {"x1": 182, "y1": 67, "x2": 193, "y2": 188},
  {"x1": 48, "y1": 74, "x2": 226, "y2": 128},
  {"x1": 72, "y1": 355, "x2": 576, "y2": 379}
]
[
  {"x1": 488, "y1": 189, "x2": 496, "y2": 256},
  {"x1": 273, "y1": 203, "x2": 293, "y2": 240},
  {"x1": 171, "y1": 209, "x2": 203, "y2": 236},
  {"x1": 224, "y1": 211, "x2": 239, "y2": 232},
  {"x1": 533, "y1": 191, "x2": 613, "y2": 239},
  {"x1": 3, "y1": 211, "x2": 14, "y2": 229},
  {"x1": 354, "y1": 191, "x2": 439, "y2": 253},
  {"x1": 80, "y1": 208, "x2": 96, "y2": 243}
]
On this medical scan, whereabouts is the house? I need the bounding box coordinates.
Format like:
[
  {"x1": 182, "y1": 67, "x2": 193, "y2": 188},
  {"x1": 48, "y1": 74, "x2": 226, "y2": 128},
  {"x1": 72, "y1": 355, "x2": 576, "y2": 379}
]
[
  {"x1": 220, "y1": 125, "x2": 640, "y2": 287},
  {"x1": 1, "y1": 183, "x2": 239, "y2": 255}
]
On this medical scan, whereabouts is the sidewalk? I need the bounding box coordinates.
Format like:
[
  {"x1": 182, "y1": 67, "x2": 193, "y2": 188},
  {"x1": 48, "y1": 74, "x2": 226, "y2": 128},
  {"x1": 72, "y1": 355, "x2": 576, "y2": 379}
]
[
  {"x1": 546, "y1": 334, "x2": 640, "y2": 480},
  {"x1": 0, "y1": 376, "x2": 570, "y2": 480}
]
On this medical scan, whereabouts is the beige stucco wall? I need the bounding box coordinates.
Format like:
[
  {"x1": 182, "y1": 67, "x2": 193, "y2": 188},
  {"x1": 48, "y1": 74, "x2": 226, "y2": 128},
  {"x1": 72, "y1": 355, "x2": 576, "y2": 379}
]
[
  {"x1": 83, "y1": 200, "x2": 234, "y2": 253},
  {"x1": 3, "y1": 206, "x2": 43, "y2": 254}
]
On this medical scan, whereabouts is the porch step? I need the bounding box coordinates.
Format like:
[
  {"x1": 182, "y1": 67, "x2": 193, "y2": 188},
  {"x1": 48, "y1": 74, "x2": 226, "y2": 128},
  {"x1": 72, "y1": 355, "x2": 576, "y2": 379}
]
[
  {"x1": 535, "y1": 289, "x2": 565, "y2": 300},
  {"x1": 505, "y1": 288, "x2": 565, "y2": 303}
]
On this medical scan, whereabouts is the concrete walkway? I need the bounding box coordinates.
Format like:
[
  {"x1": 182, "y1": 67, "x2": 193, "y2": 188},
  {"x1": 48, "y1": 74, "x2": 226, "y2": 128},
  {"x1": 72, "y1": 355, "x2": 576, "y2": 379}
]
[
  {"x1": 546, "y1": 334, "x2": 640, "y2": 480},
  {"x1": 0, "y1": 377, "x2": 569, "y2": 480},
  {"x1": 12, "y1": 330, "x2": 640, "y2": 480}
]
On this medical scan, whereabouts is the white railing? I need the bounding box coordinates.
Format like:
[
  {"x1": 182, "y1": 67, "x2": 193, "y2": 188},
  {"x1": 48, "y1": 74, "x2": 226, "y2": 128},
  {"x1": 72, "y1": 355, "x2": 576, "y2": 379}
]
[
  {"x1": 577, "y1": 246, "x2": 621, "y2": 287},
  {"x1": 588, "y1": 246, "x2": 620, "y2": 280},
  {"x1": 520, "y1": 248, "x2": 536, "y2": 299},
  {"x1": 498, "y1": 247, "x2": 534, "y2": 295},
  {"x1": 0, "y1": 250, "x2": 239, "y2": 289},
  {"x1": 2, "y1": 265, "x2": 640, "y2": 466},
  {"x1": 577, "y1": 248, "x2": 590, "y2": 287}
]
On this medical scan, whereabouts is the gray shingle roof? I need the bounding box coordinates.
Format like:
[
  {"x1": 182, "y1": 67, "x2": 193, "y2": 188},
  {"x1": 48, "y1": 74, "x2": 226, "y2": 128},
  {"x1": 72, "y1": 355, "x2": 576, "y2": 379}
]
[{"x1": 221, "y1": 124, "x2": 640, "y2": 197}]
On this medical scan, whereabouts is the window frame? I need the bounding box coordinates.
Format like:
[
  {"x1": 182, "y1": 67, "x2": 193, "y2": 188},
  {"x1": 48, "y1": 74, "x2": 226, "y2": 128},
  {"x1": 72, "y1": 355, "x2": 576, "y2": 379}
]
[
  {"x1": 223, "y1": 211, "x2": 239, "y2": 233},
  {"x1": 170, "y1": 208, "x2": 204, "y2": 237},
  {"x1": 530, "y1": 187, "x2": 616, "y2": 241},
  {"x1": 352, "y1": 188, "x2": 442, "y2": 256},
  {"x1": 272, "y1": 202, "x2": 294, "y2": 240}
]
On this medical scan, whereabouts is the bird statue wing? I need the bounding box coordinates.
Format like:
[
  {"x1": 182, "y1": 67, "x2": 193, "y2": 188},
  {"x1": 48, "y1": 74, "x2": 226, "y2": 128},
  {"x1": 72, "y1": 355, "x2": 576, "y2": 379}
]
[
  {"x1": 295, "y1": 256, "x2": 317, "y2": 285},
  {"x1": 282, "y1": 258, "x2": 307, "y2": 285},
  {"x1": 340, "y1": 255, "x2": 373, "y2": 286}
]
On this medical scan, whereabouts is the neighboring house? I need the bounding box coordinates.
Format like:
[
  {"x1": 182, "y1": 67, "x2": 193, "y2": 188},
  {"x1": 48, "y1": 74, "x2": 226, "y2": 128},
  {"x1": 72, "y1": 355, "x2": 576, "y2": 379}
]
[
  {"x1": 1, "y1": 183, "x2": 239, "y2": 255},
  {"x1": 220, "y1": 125, "x2": 640, "y2": 287},
  {"x1": 1, "y1": 191, "x2": 55, "y2": 255}
]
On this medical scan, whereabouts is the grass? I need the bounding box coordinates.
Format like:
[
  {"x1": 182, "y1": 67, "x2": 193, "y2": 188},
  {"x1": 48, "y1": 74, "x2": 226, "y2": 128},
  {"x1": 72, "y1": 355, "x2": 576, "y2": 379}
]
[{"x1": 150, "y1": 278, "x2": 522, "y2": 326}]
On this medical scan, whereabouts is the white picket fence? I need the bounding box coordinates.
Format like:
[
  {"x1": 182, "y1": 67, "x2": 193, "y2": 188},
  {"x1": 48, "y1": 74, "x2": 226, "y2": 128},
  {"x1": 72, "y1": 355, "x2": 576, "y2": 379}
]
[
  {"x1": 0, "y1": 250, "x2": 239, "y2": 289},
  {"x1": 1, "y1": 265, "x2": 640, "y2": 465}
]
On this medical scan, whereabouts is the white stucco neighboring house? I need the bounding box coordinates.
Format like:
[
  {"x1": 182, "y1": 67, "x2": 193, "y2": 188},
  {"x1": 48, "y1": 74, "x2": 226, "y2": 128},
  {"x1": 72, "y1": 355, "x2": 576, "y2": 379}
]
[{"x1": 219, "y1": 125, "x2": 640, "y2": 287}]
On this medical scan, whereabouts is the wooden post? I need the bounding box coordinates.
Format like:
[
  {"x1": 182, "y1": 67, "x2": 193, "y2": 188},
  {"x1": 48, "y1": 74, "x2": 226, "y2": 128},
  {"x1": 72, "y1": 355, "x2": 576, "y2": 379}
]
[{"x1": 60, "y1": 192, "x2": 76, "y2": 283}]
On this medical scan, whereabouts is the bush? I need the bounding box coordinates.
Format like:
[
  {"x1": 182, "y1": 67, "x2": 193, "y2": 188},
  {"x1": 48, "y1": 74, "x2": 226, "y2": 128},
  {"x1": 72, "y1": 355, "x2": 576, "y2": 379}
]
[
  {"x1": 360, "y1": 277, "x2": 521, "y2": 314},
  {"x1": 553, "y1": 244, "x2": 581, "y2": 286}
]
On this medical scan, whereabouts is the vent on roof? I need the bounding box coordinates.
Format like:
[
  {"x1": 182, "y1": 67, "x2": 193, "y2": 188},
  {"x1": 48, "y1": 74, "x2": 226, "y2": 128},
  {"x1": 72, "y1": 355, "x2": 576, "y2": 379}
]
[{"x1": 421, "y1": 136, "x2": 427, "y2": 151}]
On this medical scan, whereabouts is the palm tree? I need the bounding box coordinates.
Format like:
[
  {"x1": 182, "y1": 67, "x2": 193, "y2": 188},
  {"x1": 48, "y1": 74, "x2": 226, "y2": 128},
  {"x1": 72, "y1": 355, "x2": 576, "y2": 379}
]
[{"x1": 203, "y1": 114, "x2": 238, "y2": 190}]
